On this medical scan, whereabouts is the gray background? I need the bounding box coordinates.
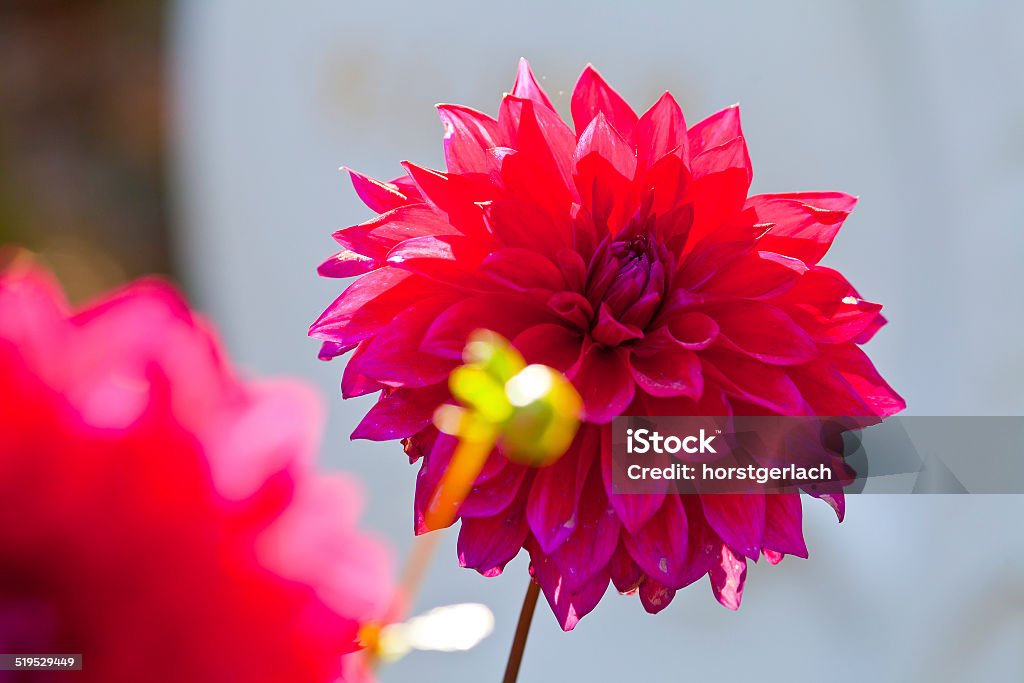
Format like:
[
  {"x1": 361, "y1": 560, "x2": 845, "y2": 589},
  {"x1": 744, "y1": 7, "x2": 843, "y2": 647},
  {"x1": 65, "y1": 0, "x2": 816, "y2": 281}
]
[{"x1": 170, "y1": 2, "x2": 1024, "y2": 680}]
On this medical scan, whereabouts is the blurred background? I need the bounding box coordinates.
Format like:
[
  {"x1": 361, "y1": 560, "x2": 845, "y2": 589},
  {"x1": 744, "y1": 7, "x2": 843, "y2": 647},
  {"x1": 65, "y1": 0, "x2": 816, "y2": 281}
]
[{"x1": 2, "y1": 0, "x2": 1023, "y2": 680}]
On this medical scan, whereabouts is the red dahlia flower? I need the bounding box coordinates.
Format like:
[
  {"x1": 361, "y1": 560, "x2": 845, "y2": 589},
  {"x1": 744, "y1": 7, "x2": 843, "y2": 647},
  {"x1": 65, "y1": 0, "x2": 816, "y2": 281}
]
[
  {"x1": 0, "y1": 260, "x2": 393, "y2": 682},
  {"x1": 311, "y1": 60, "x2": 904, "y2": 630}
]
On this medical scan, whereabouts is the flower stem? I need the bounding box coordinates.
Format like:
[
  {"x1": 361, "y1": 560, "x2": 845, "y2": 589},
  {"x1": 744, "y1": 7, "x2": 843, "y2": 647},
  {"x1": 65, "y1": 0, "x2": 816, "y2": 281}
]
[{"x1": 502, "y1": 580, "x2": 540, "y2": 683}]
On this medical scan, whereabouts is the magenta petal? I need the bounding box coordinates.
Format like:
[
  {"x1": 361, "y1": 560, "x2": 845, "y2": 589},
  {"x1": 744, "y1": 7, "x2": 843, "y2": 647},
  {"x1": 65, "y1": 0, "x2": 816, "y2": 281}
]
[
  {"x1": 436, "y1": 103, "x2": 501, "y2": 175},
  {"x1": 708, "y1": 300, "x2": 818, "y2": 365},
  {"x1": 458, "y1": 487, "x2": 529, "y2": 577},
  {"x1": 629, "y1": 343, "x2": 702, "y2": 399},
  {"x1": 601, "y1": 426, "x2": 665, "y2": 533},
  {"x1": 762, "y1": 493, "x2": 808, "y2": 559},
  {"x1": 709, "y1": 544, "x2": 747, "y2": 610},
  {"x1": 636, "y1": 91, "x2": 688, "y2": 172},
  {"x1": 526, "y1": 429, "x2": 597, "y2": 554},
  {"x1": 317, "y1": 249, "x2": 378, "y2": 278},
  {"x1": 699, "y1": 493, "x2": 766, "y2": 561},
  {"x1": 529, "y1": 538, "x2": 610, "y2": 632},
  {"x1": 638, "y1": 578, "x2": 677, "y2": 614},
  {"x1": 511, "y1": 58, "x2": 556, "y2": 112},
  {"x1": 351, "y1": 384, "x2": 448, "y2": 441},
  {"x1": 571, "y1": 65, "x2": 639, "y2": 140},
  {"x1": 345, "y1": 167, "x2": 412, "y2": 213},
  {"x1": 413, "y1": 433, "x2": 457, "y2": 534},
  {"x1": 748, "y1": 192, "x2": 856, "y2": 265},
  {"x1": 591, "y1": 303, "x2": 644, "y2": 347},
  {"x1": 570, "y1": 344, "x2": 635, "y2": 424},
  {"x1": 687, "y1": 105, "x2": 742, "y2": 158},
  {"x1": 622, "y1": 495, "x2": 690, "y2": 587},
  {"x1": 609, "y1": 539, "x2": 642, "y2": 594},
  {"x1": 551, "y1": 464, "x2": 621, "y2": 589},
  {"x1": 810, "y1": 490, "x2": 846, "y2": 522},
  {"x1": 421, "y1": 293, "x2": 556, "y2": 360},
  {"x1": 458, "y1": 460, "x2": 529, "y2": 518},
  {"x1": 513, "y1": 324, "x2": 583, "y2": 373}
]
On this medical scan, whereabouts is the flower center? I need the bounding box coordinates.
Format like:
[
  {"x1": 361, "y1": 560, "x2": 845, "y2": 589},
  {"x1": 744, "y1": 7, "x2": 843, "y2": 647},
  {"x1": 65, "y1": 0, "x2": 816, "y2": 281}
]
[{"x1": 584, "y1": 230, "x2": 669, "y2": 340}]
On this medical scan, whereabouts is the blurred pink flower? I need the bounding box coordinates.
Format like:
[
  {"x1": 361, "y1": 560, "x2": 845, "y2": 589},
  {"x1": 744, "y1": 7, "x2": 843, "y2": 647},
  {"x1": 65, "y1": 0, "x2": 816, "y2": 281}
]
[
  {"x1": 0, "y1": 259, "x2": 393, "y2": 682},
  {"x1": 310, "y1": 60, "x2": 904, "y2": 630}
]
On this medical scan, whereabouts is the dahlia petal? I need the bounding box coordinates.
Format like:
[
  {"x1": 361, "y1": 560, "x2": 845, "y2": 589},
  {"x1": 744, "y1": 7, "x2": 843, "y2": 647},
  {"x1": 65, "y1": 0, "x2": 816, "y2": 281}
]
[
  {"x1": 666, "y1": 312, "x2": 720, "y2": 350},
  {"x1": 498, "y1": 97, "x2": 576, "y2": 204},
  {"x1": 601, "y1": 426, "x2": 666, "y2": 533},
  {"x1": 763, "y1": 549, "x2": 785, "y2": 565},
  {"x1": 480, "y1": 248, "x2": 566, "y2": 292},
  {"x1": 636, "y1": 91, "x2": 688, "y2": 172},
  {"x1": 609, "y1": 539, "x2": 643, "y2": 594},
  {"x1": 638, "y1": 579, "x2": 677, "y2": 615},
  {"x1": 709, "y1": 544, "x2": 747, "y2": 610},
  {"x1": 310, "y1": 268, "x2": 446, "y2": 346},
  {"x1": 512, "y1": 323, "x2": 584, "y2": 373},
  {"x1": 551, "y1": 463, "x2": 621, "y2": 589},
  {"x1": 571, "y1": 65, "x2": 639, "y2": 140},
  {"x1": 332, "y1": 204, "x2": 459, "y2": 259},
  {"x1": 457, "y1": 460, "x2": 529, "y2": 518},
  {"x1": 811, "y1": 491, "x2": 846, "y2": 522},
  {"x1": 346, "y1": 301, "x2": 457, "y2": 387},
  {"x1": 526, "y1": 429, "x2": 597, "y2": 554},
  {"x1": 690, "y1": 135, "x2": 752, "y2": 185},
  {"x1": 401, "y1": 162, "x2": 495, "y2": 233},
  {"x1": 345, "y1": 167, "x2": 412, "y2": 213},
  {"x1": 623, "y1": 494, "x2": 690, "y2": 586},
  {"x1": 570, "y1": 344, "x2": 635, "y2": 424},
  {"x1": 482, "y1": 199, "x2": 570, "y2": 255},
  {"x1": 574, "y1": 112, "x2": 637, "y2": 181},
  {"x1": 317, "y1": 341, "x2": 353, "y2": 361},
  {"x1": 386, "y1": 234, "x2": 490, "y2": 289},
  {"x1": 511, "y1": 57, "x2": 556, "y2": 112},
  {"x1": 436, "y1": 103, "x2": 502, "y2": 175},
  {"x1": 458, "y1": 486, "x2": 529, "y2": 577},
  {"x1": 529, "y1": 538, "x2": 610, "y2": 631},
  {"x1": 748, "y1": 193, "x2": 856, "y2": 264},
  {"x1": 688, "y1": 104, "x2": 742, "y2": 158},
  {"x1": 683, "y1": 168, "x2": 750, "y2": 252},
  {"x1": 762, "y1": 493, "x2": 808, "y2": 559},
  {"x1": 699, "y1": 250, "x2": 807, "y2": 299},
  {"x1": 574, "y1": 151, "x2": 635, "y2": 233},
  {"x1": 777, "y1": 266, "x2": 885, "y2": 344},
  {"x1": 699, "y1": 493, "x2": 766, "y2": 561},
  {"x1": 547, "y1": 290, "x2": 593, "y2": 330},
  {"x1": 340, "y1": 342, "x2": 385, "y2": 398},
  {"x1": 789, "y1": 359, "x2": 874, "y2": 416},
  {"x1": 629, "y1": 344, "x2": 702, "y2": 399},
  {"x1": 421, "y1": 293, "x2": 557, "y2": 360},
  {"x1": 703, "y1": 350, "x2": 804, "y2": 415},
  {"x1": 350, "y1": 384, "x2": 448, "y2": 441},
  {"x1": 823, "y1": 345, "x2": 906, "y2": 418},
  {"x1": 592, "y1": 302, "x2": 644, "y2": 346},
  {"x1": 414, "y1": 433, "x2": 458, "y2": 533},
  {"x1": 707, "y1": 300, "x2": 818, "y2": 365},
  {"x1": 317, "y1": 249, "x2": 379, "y2": 278}
]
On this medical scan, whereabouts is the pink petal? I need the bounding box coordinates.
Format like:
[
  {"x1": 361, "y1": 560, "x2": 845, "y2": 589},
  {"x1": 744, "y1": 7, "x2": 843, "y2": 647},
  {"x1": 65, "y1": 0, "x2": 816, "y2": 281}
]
[
  {"x1": 436, "y1": 103, "x2": 501, "y2": 175},
  {"x1": 317, "y1": 249, "x2": 378, "y2": 279},
  {"x1": 823, "y1": 345, "x2": 906, "y2": 418},
  {"x1": 332, "y1": 204, "x2": 460, "y2": 260},
  {"x1": 345, "y1": 301, "x2": 457, "y2": 387},
  {"x1": 350, "y1": 384, "x2": 448, "y2": 441},
  {"x1": 528, "y1": 538, "x2": 610, "y2": 631},
  {"x1": 571, "y1": 65, "x2": 639, "y2": 140},
  {"x1": 601, "y1": 426, "x2": 665, "y2": 533},
  {"x1": 636, "y1": 91, "x2": 688, "y2": 172},
  {"x1": 762, "y1": 493, "x2": 808, "y2": 559},
  {"x1": 748, "y1": 193, "x2": 856, "y2": 265},
  {"x1": 551, "y1": 463, "x2": 622, "y2": 589},
  {"x1": 699, "y1": 493, "x2": 765, "y2": 561},
  {"x1": 609, "y1": 539, "x2": 642, "y2": 593},
  {"x1": 345, "y1": 167, "x2": 413, "y2": 213},
  {"x1": 420, "y1": 293, "x2": 557, "y2": 360},
  {"x1": 687, "y1": 105, "x2": 742, "y2": 158},
  {"x1": 574, "y1": 112, "x2": 637, "y2": 181},
  {"x1": 623, "y1": 495, "x2": 690, "y2": 587},
  {"x1": 512, "y1": 323, "x2": 584, "y2": 373},
  {"x1": 458, "y1": 486, "x2": 529, "y2": 577},
  {"x1": 510, "y1": 58, "x2": 556, "y2": 112},
  {"x1": 526, "y1": 429, "x2": 597, "y2": 554},
  {"x1": 638, "y1": 578, "x2": 677, "y2": 614},
  {"x1": 570, "y1": 344, "x2": 635, "y2": 424},
  {"x1": 702, "y1": 350, "x2": 805, "y2": 415},
  {"x1": 629, "y1": 343, "x2": 703, "y2": 399},
  {"x1": 709, "y1": 544, "x2": 747, "y2": 610},
  {"x1": 706, "y1": 300, "x2": 818, "y2": 365},
  {"x1": 480, "y1": 248, "x2": 566, "y2": 292}
]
